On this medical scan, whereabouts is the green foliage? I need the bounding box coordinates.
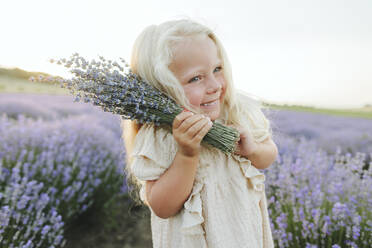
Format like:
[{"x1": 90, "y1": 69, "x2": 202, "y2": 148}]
[
  {"x1": 264, "y1": 102, "x2": 372, "y2": 119},
  {"x1": 0, "y1": 67, "x2": 51, "y2": 81}
]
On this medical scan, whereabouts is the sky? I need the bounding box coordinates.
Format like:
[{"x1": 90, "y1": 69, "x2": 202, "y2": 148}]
[{"x1": 1, "y1": 0, "x2": 371, "y2": 109}]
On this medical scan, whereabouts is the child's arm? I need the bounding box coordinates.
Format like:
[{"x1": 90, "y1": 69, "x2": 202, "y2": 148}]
[
  {"x1": 145, "y1": 151, "x2": 199, "y2": 218},
  {"x1": 232, "y1": 125, "x2": 278, "y2": 170},
  {"x1": 245, "y1": 137, "x2": 278, "y2": 170},
  {"x1": 146, "y1": 111, "x2": 212, "y2": 219}
]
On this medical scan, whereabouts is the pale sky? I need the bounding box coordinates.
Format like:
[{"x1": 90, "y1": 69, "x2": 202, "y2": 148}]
[{"x1": 1, "y1": 0, "x2": 371, "y2": 108}]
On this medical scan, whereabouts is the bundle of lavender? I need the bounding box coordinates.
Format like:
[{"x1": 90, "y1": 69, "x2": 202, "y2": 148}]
[{"x1": 33, "y1": 53, "x2": 240, "y2": 154}]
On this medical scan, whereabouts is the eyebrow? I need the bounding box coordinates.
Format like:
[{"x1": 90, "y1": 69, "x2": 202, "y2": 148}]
[{"x1": 182, "y1": 60, "x2": 222, "y2": 81}]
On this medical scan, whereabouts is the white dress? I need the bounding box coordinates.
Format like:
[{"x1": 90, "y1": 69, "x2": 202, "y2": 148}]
[{"x1": 130, "y1": 123, "x2": 275, "y2": 248}]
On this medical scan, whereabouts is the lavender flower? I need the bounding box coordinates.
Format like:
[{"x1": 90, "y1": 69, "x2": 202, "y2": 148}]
[
  {"x1": 0, "y1": 106, "x2": 127, "y2": 247},
  {"x1": 264, "y1": 133, "x2": 371, "y2": 247},
  {"x1": 2, "y1": 92, "x2": 371, "y2": 246},
  {"x1": 0, "y1": 170, "x2": 65, "y2": 247},
  {"x1": 267, "y1": 108, "x2": 372, "y2": 156},
  {"x1": 34, "y1": 53, "x2": 240, "y2": 154}
]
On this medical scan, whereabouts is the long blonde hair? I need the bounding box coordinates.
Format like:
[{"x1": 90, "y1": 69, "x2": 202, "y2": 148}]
[{"x1": 121, "y1": 18, "x2": 273, "y2": 205}]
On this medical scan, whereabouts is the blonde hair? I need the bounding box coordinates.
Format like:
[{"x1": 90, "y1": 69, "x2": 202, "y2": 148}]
[{"x1": 122, "y1": 18, "x2": 273, "y2": 206}]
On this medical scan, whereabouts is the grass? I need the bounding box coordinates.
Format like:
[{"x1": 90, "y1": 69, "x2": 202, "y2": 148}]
[
  {"x1": 0, "y1": 75, "x2": 69, "y2": 95},
  {"x1": 264, "y1": 103, "x2": 372, "y2": 119}
]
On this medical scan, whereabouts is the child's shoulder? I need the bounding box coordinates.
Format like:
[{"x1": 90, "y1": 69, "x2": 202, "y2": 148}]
[
  {"x1": 138, "y1": 123, "x2": 172, "y2": 135},
  {"x1": 132, "y1": 123, "x2": 177, "y2": 162},
  {"x1": 136, "y1": 123, "x2": 175, "y2": 145}
]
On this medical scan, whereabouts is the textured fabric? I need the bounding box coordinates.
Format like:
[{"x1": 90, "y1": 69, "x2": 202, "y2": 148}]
[{"x1": 131, "y1": 123, "x2": 275, "y2": 248}]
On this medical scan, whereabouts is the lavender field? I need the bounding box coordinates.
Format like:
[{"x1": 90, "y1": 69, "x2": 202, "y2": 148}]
[
  {"x1": 0, "y1": 93, "x2": 371, "y2": 248},
  {"x1": 265, "y1": 109, "x2": 371, "y2": 247}
]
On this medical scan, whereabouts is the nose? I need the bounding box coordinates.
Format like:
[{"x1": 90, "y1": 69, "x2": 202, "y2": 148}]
[{"x1": 206, "y1": 75, "x2": 222, "y2": 94}]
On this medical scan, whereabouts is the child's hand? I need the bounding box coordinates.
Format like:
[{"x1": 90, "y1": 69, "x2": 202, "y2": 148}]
[
  {"x1": 229, "y1": 125, "x2": 258, "y2": 158},
  {"x1": 172, "y1": 111, "x2": 213, "y2": 158}
]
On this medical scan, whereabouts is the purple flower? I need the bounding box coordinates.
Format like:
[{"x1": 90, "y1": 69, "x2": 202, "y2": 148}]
[
  {"x1": 262, "y1": 110, "x2": 372, "y2": 247},
  {"x1": 41, "y1": 225, "x2": 51, "y2": 235},
  {"x1": 17, "y1": 195, "x2": 30, "y2": 210}
]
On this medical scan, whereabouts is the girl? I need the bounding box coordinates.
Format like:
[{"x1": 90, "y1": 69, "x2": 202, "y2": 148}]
[{"x1": 121, "y1": 18, "x2": 278, "y2": 248}]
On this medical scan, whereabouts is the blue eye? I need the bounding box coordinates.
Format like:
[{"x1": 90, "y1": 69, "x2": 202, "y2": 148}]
[
  {"x1": 189, "y1": 76, "x2": 201, "y2": 83},
  {"x1": 214, "y1": 66, "x2": 222, "y2": 73},
  {"x1": 188, "y1": 66, "x2": 222, "y2": 83}
]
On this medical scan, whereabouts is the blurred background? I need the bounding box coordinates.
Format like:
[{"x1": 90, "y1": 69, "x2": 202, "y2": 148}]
[
  {"x1": 1, "y1": 1, "x2": 371, "y2": 248},
  {"x1": 1, "y1": 0, "x2": 371, "y2": 109}
]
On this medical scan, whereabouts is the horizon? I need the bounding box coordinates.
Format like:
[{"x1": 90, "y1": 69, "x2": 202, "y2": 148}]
[{"x1": 1, "y1": 64, "x2": 370, "y2": 111}]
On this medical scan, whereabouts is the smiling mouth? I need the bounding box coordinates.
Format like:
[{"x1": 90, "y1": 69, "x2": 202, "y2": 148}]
[{"x1": 200, "y1": 99, "x2": 219, "y2": 107}]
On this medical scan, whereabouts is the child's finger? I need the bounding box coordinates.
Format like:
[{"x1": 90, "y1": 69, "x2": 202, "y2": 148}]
[
  {"x1": 185, "y1": 117, "x2": 210, "y2": 138},
  {"x1": 192, "y1": 118, "x2": 213, "y2": 142},
  {"x1": 173, "y1": 111, "x2": 194, "y2": 129},
  {"x1": 178, "y1": 114, "x2": 205, "y2": 133}
]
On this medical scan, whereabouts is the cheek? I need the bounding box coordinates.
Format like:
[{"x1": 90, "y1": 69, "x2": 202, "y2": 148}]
[
  {"x1": 219, "y1": 78, "x2": 227, "y2": 101},
  {"x1": 184, "y1": 86, "x2": 204, "y2": 106}
]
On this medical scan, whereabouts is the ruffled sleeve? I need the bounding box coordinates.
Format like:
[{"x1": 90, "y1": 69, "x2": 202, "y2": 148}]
[
  {"x1": 132, "y1": 124, "x2": 208, "y2": 247},
  {"x1": 235, "y1": 153, "x2": 275, "y2": 247},
  {"x1": 231, "y1": 154, "x2": 266, "y2": 192},
  {"x1": 180, "y1": 180, "x2": 205, "y2": 235},
  {"x1": 130, "y1": 124, "x2": 177, "y2": 181},
  {"x1": 231, "y1": 153, "x2": 275, "y2": 247},
  {"x1": 180, "y1": 181, "x2": 208, "y2": 247}
]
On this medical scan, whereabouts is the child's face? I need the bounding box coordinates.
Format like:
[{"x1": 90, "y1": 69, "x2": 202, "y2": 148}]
[{"x1": 169, "y1": 34, "x2": 226, "y2": 121}]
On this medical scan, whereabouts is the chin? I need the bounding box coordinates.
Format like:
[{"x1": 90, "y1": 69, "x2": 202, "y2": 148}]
[
  {"x1": 199, "y1": 103, "x2": 221, "y2": 121},
  {"x1": 197, "y1": 100, "x2": 222, "y2": 120},
  {"x1": 204, "y1": 108, "x2": 221, "y2": 121}
]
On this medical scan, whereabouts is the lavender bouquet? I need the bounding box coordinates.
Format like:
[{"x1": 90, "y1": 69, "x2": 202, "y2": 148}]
[{"x1": 34, "y1": 53, "x2": 240, "y2": 154}]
